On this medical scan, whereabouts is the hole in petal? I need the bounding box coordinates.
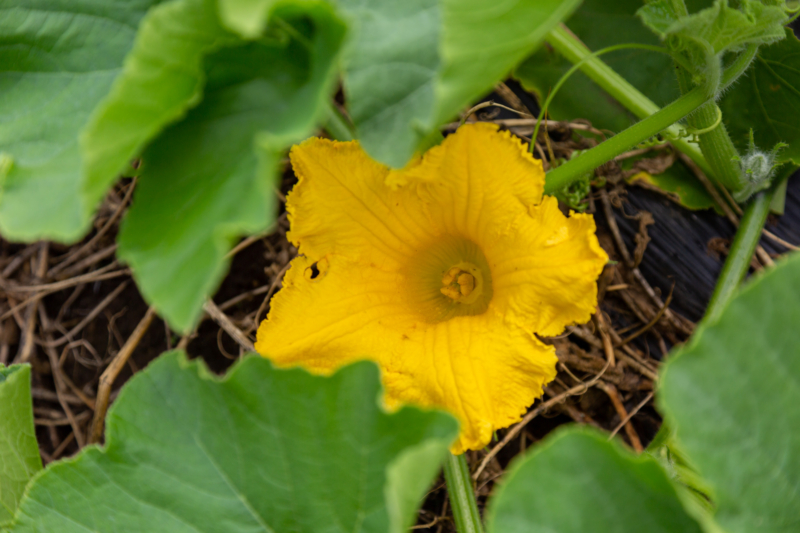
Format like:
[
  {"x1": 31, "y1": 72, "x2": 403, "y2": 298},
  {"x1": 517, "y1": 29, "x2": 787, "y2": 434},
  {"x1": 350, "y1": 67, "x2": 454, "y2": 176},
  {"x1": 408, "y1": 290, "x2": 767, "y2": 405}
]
[{"x1": 304, "y1": 256, "x2": 329, "y2": 282}]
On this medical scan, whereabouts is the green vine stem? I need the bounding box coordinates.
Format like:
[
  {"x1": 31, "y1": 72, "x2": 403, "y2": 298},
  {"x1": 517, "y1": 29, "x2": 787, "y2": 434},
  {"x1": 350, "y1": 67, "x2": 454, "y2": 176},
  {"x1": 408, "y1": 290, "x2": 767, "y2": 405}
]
[
  {"x1": 674, "y1": 67, "x2": 745, "y2": 193},
  {"x1": 443, "y1": 453, "x2": 484, "y2": 533},
  {"x1": 545, "y1": 24, "x2": 713, "y2": 178},
  {"x1": 544, "y1": 85, "x2": 708, "y2": 194},
  {"x1": 704, "y1": 167, "x2": 794, "y2": 323}
]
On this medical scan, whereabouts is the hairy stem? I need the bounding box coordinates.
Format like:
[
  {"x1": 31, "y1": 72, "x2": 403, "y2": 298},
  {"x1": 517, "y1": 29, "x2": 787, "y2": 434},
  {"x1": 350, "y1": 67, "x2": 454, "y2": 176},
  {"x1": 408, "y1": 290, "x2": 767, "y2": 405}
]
[
  {"x1": 704, "y1": 190, "x2": 773, "y2": 323},
  {"x1": 545, "y1": 25, "x2": 712, "y2": 177},
  {"x1": 675, "y1": 67, "x2": 744, "y2": 192},
  {"x1": 443, "y1": 453, "x2": 484, "y2": 533},
  {"x1": 544, "y1": 86, "x2": 709, "y2": 194}
]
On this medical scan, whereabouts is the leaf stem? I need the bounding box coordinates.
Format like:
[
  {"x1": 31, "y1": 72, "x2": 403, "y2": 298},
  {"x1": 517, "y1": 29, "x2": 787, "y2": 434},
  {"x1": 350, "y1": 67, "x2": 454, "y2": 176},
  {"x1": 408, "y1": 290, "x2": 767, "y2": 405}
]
[
  {"x1": 544, "y1": 86, "x2": 709, "y2": 194},
  {"x1": 545, "y1": 24, "x2": 712, "y2": 177},
  {"x1": 704, "y1": 169, "x2": 791, "y2": 323},
  {"x1": 324, "y1": 104, "x2": 355, "y2": 142},
  {"x1": 443, "y1": 453, "x2": 484, "y2": 533}
]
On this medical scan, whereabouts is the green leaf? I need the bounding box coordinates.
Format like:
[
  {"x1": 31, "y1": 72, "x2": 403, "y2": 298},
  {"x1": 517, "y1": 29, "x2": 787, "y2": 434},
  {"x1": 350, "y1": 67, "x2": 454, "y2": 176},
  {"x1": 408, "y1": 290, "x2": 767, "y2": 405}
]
[
  {"x1": 115, "y1": 0, "x2": 345, "y2": 331},
  {"x1": 639, "y1": 0, "x2": 787, "y2": 55},
  {"x1": 217, "y1": 0, "x2": 277, "y2": 38},
  {"x1": 4, "y1": 353, "x2": 458, "y2": 532},
  {"x1": 80, "y1": 0, "x2": 239, "y2": 212},
  {"x1": 339, "y1": 0, "x2": 581, "y2": 168},
  {"x1": 514, "y1": 0, "x2": 680, "y2": 133},
  {"x1": 719, "y1": 28, "x2": 800, "y2": 165},
  {"x1": 0, "y1": 364, "x2": 42, "y2": 525},
  {"x1": 0, "y1": 0, "x2": 163, "y2": 242},
  {"x1": 626, "y1": 164, "x2": 717, "y2": 212},
  {"x1": 513, "y1": 0, "x2": 718, "y2": 212},
  {"x1": 486, "y1": 427, "x2": 703, "y2": 533},
  {"x1": 659, "y1": 251, "x2": 800, "y2": 533}
]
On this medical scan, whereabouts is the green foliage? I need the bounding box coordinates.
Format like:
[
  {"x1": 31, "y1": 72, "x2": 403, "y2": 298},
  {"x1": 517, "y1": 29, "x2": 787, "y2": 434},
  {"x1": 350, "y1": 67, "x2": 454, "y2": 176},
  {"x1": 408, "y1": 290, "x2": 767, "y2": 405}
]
[
  {"x1": 514, "y1": 0, "x2": 716, "y2": 211},
  {"x1": 640, "y1": 0, "x2": 787, "y2": 55},
  {"x1": 659, "y1": 252, "x2": 800, "y2": 533},
  {"x1": 0, "y1": 365, "x2": 41, "y2": 525},
  {"x1": 339, "y1": 0, "x2": 581, "y2": 168},
  {"x1": 0, "y1": 0, "x2": 587, "y2": 332},
  {"x1": 719, "y1": 28, "x2": 800, "y2": 165},
  {"x1": 217, "y1": 0, "x2": 277, "y2": 38},
  {"x1": 0, "y1": 0, "x2": 165, "y2": 241},
  {"x1": 515, "y1": 0, "x2": 680, "y2": 133},
  {"x1": 114, "y1": 0, "x2": 345, "y2": 331},
  {"x1": 485, "y1": 427, "x2": 703, "y2": 533},
  {"x1": 2, "y1": 353, "x2": 458, "y2": 533},
  {"x1": 630, "y1": 166, "x2": 718, "y2": 211}
]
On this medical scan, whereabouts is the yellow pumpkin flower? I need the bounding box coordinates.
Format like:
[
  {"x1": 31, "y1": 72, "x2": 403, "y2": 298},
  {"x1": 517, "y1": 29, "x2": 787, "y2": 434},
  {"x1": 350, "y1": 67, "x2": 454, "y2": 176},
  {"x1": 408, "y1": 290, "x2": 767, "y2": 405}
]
[{"x1": 255, "y1": 123, "x2": 607, "y2": 453}]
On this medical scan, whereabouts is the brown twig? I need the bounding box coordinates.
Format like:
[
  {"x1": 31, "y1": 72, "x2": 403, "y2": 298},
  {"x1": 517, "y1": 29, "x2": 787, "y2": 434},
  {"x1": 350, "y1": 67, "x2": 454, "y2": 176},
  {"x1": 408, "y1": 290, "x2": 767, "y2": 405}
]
[
  {"x1": 609, "y1": 392, "x2": 654, "y2": 440},
  {"x1": 203, "y1": 299, "x2": 255, "y2": 353},
  {"x1": 16, "y1": 243, "x2": 48, "y2": 363},
  {"x1": 48, "y1": 179, "x2": 135, "y2": 278},
  {"x1": 593, "y1": 312, "x2": 616, "y2": 367},
  {"x1": 43, "y1": 281, "x2": 129, "y2": 348},
  {"x1": 597, "y1": 381, "x2": 643, "y2": 452},
  {"x1": 473, "y1": 358, "x2": 611, "y2": 480},
  {"x1": 616, "y1": 285, "x2": 674, "y2": 347},
  {"x1": 7, "y1": 264, "x2": 127, "y2": 294},
  {"x1": 38, "y1": 308, "x2": 86, "y2": 448},
  {"x1": 599, "y1": 189, "x2": 694, "y2": 335},
  {"x1": 89, "y1": 306, "x2": 157, "y2": 444}
]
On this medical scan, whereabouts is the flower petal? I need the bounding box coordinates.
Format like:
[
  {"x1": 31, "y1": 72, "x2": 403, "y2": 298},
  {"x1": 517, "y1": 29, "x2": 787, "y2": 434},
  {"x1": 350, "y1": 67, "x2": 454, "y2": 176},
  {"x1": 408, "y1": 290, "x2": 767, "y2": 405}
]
[
  {"x1": 256, "y1": 252, "x2": 557, "y2": 453},
  {"x1": 389, "y1": 122, "x2": 545, "y2": 243},
  {"x1": 489, "y1": 195, "x2": 609, "y2": 336},
  {"x1": 287, "y1": 139, "x2": 433, "y2": 269},
  {"x1": 381, "y1": 314, "x2": 557, "y2": 454},
  {"x1": 255, "y1": 253, "x2": 416, "y2": 373}
]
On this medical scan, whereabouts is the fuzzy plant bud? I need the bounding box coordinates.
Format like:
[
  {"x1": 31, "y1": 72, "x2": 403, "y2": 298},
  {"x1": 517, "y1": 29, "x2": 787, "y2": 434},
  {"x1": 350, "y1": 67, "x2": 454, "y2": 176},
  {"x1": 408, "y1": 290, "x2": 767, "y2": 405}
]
[{"x1": 732, "y1": 130, "x2": 787, "y2": 203}]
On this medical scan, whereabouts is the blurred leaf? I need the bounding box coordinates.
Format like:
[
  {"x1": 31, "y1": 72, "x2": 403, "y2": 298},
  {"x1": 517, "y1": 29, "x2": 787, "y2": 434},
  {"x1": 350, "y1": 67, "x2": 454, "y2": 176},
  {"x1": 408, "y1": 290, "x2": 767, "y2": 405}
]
[
  {"x1": 486, "y1": 427, "x2": 703, "y2": 533},
  {"x1": 514, "y1": 0, "x2": 680, "y2": 133},
  {"x1": 339, "y1": 0, "x2": 581, "y2": 168},
  {"x1": 116, "y1": 0, "x2": 345, "y2": 331},
  {"x1": 626, "y1": 163, "x2": 717, "y2": 211},
  {"x1": 80, "y1": 0, "x2": 239, "y2": 212},
  {"x1": 0, "y1": 365, "x2": 41, "y2": 525},
  {"x1": 638, "y1": 0, "x2": 786, "y2": 57},
  {"x1": 217, "y1": 0, "x2": 277, "y2": 37},
  {"x1": 660, "y1": 251, "x2": 800, "y2": 533},
  {"x1": 719, "y1": 28, "x2": 800, "y2": 165},
  {"x1": 0, "y1": 0, "x2": 163, "y2": 242},
  {"x1": 4, "y1": 353, "x2": 458, "y2": 533}
]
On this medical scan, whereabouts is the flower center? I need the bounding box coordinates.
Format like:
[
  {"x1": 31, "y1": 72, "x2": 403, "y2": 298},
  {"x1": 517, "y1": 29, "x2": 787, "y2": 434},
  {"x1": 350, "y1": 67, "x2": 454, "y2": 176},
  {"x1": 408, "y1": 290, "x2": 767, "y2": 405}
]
[
  {"x1": 404, "y1": 236, "x2": 493, "y2": 323},
  {"x1": 440, "y1": 263, "x2": 483, "y2": 304}
]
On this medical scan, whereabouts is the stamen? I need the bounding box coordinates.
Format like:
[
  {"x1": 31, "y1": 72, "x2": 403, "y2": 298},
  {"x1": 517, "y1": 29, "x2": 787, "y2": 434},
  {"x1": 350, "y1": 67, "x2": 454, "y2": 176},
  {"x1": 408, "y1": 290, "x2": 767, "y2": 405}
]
[{"x1": 441, "y1": 267, "x2": 478, "y2": 301}]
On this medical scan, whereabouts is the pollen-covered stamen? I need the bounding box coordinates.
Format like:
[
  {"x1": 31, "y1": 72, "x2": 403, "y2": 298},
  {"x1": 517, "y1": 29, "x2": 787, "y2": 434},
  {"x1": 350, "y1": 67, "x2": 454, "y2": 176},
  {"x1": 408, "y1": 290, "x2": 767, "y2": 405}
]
[{"x1": 441, "y1": 266, "x2": 477, "y2": 301}]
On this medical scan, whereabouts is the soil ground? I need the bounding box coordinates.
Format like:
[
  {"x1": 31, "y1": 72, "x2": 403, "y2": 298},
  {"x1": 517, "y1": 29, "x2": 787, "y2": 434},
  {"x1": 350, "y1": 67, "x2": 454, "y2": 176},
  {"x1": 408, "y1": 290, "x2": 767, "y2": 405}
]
[{"x1": 2, "y1": 82, "x2": 799, "y2": 532}]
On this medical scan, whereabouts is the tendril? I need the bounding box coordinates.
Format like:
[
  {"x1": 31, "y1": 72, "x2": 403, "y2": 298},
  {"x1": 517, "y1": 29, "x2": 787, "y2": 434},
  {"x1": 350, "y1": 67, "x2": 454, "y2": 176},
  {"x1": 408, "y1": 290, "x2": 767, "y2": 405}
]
[{"x1": 529, "y1": 42, "x2": 694, "y2": 152}]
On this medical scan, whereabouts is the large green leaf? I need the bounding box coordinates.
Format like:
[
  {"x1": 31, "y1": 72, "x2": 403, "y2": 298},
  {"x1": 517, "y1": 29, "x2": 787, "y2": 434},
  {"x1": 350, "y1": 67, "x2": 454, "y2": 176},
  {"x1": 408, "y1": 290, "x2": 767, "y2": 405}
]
[
  {"x1": 514, "y1": 0, "x2": 680, "y2": 133},
  {"x1": 3, "y1": 353, "x2": 458, "y2": 533},
  {"x1": 659, "y1": 251, "x2": 800, "y2": 533},
  {"x1": 486, "y1": 427, "x2": 703, "y2": 533},
  {"x1": 115, "y1": 0, "x2": 345, "y2": 331},
  {"x1": 80, "y1": 0, "x2": 239, "y2": 210},
  {"x1": 0, "y1": 0, "x2": 163, "y2": 241},
  {"x1": 338, "y1": 0, "x2": 581, "y2": 168},
  {"x1": 0, "y1": 365, "x2": 41, "y2": 525},
  {"x1": 719, "y1": 28, "x2": 800, "y2": 164}
]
